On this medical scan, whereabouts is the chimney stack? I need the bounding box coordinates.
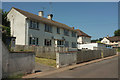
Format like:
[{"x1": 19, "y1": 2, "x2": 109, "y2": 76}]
[
  {"x1": 72, "y1": 27, "x2": 74, "y2": 29},
  {"x1": 47, "y1": 14, "x2": 53, "y2": 20},
  {"x1": 38, "y1": 11, "x2": 44, "y2": 17}
]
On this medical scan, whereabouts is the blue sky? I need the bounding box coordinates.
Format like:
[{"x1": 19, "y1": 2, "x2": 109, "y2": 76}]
[{"x1": 2, "y1": 2, "x2": 118, "y2": 39}]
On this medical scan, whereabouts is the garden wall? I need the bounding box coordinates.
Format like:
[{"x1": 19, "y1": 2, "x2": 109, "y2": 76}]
[
  {"x1": 56, "y1": 49, "x2": 116, "y2": 68},
  {"x1": 2, "y1": 42, "x2": 35, "y2": 78}
]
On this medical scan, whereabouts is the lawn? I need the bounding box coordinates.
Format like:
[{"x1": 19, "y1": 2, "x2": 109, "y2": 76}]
[
  {"x1": 117, "y1": 47, "x2": 120, "y2": 52},
  {"x1": 35, "y1": 57, "x2": 56, "y2": 67},
  {"x1": 8, "y1": 74, "x2": 24, "y2": 78}
]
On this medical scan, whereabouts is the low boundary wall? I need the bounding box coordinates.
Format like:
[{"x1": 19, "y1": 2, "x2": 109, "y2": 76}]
[
  {"x1": 2, "y1": 42, "x2": 35, "y2": 78},
  {"x1": 56, "y1": 49, "x2": 116, "y2": 68},
  {"x1": 56, "y1": 52, "x2": 77, "y2": 68},
  {"x1": 8, "y1": 52, "x2": 35, "y2": 77},
  {"x1": 77, "y1": 50, "x2": 101, "y2": 63}
]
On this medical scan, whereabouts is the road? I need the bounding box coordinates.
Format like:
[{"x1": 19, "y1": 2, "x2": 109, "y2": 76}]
[{"x1": 39, "y1": 56, "x2": 118, "y2": 78}]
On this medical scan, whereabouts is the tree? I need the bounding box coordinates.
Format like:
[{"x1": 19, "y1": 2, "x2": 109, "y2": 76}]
[
  {"x1": 96, "y1": 41, "x2": 101, "y2": 43},
  {"x1": 114, "y1": 29, "x2": 120, "y2": 36},
  {"x1": 91, "y1": 38, "x2": 103, "y2": 43},
  {"x1": 2, "y1": 10, "x2": 10, "y2": 27},
  {"x1": 1, "y1": 10, "x2": 10, "y2": 44}
]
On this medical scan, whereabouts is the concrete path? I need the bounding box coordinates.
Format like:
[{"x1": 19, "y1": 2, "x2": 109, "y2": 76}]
[{"x1": 35, "y1": 62, "x2": 56, "y2": 72}]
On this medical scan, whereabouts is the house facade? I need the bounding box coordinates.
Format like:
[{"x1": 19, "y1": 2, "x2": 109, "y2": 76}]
[
  {"x1": 76, "y1": 29, "x2": 91, "y2": 44},
  {"x1": 101, "y1": 36, "x2": 120, "y2": 48},
  {"x1": 7, "y1": 7, "x2": 77, "y2": 49}
]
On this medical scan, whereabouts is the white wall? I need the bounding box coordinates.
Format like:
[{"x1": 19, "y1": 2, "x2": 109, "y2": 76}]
[
  {"x1": 78, "y1": 43, "x2": 106, "y2": 50},
  {"x1": 101, "y1": 38, "x2": 110, "y2": 44},
  {"x1": 77, "y1": 36, "x2": 91, "y2": 44},
  {"x1": 7, "y1": 8, "x2": 27, "y2": 45}
]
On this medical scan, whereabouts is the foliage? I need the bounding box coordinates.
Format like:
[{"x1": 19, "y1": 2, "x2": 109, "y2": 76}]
[
  {"x1": 117, "y1": 47, "x2": 120, "y2": 52},
  {"x1": 96, "y1": 41, "x2": 101, "y2": 43},
  {"x1": 91, "y1": 38, "x2": 103, "y2": 43},
  {"x1": 114, "y1": 29, "x2": 120, "y2": 36},
  {"x1": 2, "y1": 10, "x2": 10, "y2": 27},
  {"x1": 8, "y1": 73, "x2": 24, "y2": 78},
  {"x1": 2, "y1": 10, "x2": 11, "y2": 44},
  {"x1": 2, "y1": 25, "x2": 10, "y2": 44},
  {"x1": 35, "y1": 57, "x2": 56, "y2": 67}
]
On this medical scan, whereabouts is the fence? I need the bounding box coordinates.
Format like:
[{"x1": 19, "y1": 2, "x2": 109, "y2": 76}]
[
  {"x1": 2, "y1": 42, "x2": 35, "y2": 78},
  {"x1": 56, "y1": 49, "x2": 116, "y2": 68},
  {"x1": 11, "y1": 45, "x2": 68, "y2": 59}
]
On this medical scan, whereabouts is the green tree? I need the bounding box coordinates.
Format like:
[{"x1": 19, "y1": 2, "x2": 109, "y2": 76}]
[
  {"x1": 114, "y1": 29, "x2": 120, "y2": 36},
  {"x1": 96, "y1": 41, "x2": 101, "y2": 43},
  {"x1": 2, "y1": 10, "x2": 10, "y2": 27},
  {"x1": 1, "y1": 10, "x2": 10, "y2": 44}
]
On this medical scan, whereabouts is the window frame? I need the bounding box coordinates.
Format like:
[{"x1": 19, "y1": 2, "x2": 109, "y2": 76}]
[
  {"x1": 72, "y1": 42, "x2": 77, "y2": 48},
  {"x1": 57, "y1": 27, "x2": 60, "y2": 34},
  {"x1": 64, "y1": 29, "x2": 69, "y2": 36},
  {"x1": 65, "y1": 41, "x2": 69, "y2": 47},
  {"x1": 44, "y1": 39, "x2": 52, "y2": 46},
  {"x1": 29, "y1": 20, "x2": 39, "y2": 30},
  {"x1": 45, "y1": 24, "x2": 52, "y2": 33},
  {"x1": 72, "y1": 31, "x2": 76, "y2": 37},
  {"x1": 29, "y1": 37, "x2": 39, "y2": 46}
]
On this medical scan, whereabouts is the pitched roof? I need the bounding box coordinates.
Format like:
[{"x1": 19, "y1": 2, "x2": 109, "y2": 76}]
[
  {"x1": 106, "y1": 36, "x2": 120, "y2": 42},
  {"x1": 11, "y1": 7, "x2": 77, "y2": 32},
  {"x1": 76, "y1": 29, "x2": 91, "y2": 38}
]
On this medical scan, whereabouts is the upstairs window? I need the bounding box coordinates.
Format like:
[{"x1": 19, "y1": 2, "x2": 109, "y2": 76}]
[
  {"x1": 64, "y1": 29, "x2": 69, "y2": 36},
  {"x1": 45, "y1": 24, "x2": 52, "y2": 33},
  {"x1": 37, "y1": 22, "x2": 39, "y2": 29},
  {"x1": 72, "y1": 31, "x2": 76, "y2": 37},
  {"x1": 29, "y1": 20, "x2": 39, "y2": 29},
  {"x1": 57, "y1": 27, "x2": 60, "y2": 34}
]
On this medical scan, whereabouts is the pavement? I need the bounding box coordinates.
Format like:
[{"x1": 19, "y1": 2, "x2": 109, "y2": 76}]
[
  {"x1": 23, "y1": 54, "x2": 118, "y2": 78},
  {"x1": 40, "y1": 56, "x2": 118, "y2": 78},
  {"x1": 35, "y1": 62, "x2": 56, "y2": 72}
]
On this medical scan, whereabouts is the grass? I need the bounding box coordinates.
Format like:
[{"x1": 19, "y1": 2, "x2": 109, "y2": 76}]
[
  {"x1": 35, "y1": 57, "x2": 56, "y2": 67},
  {"x1": 117, "y1": 47, "x2": 120, "y2": 52},
  {"x1": 8, "y1": 73, "x2": 24, "y2": 78}
]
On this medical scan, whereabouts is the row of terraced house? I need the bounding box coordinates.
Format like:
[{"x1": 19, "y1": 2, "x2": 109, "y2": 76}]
[{"x1": 7, "y1": 7, "x2": 91, "y2": 50}]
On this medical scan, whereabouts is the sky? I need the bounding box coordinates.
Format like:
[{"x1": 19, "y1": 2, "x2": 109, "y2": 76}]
[{"x1": 2, "y1": 2, "x2": 118, "y2": 39}]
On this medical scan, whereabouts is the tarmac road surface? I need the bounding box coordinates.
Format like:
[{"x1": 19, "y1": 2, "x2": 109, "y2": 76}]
[{"x1": 39, "y1": 56, "x2": 118, "y2": 78}]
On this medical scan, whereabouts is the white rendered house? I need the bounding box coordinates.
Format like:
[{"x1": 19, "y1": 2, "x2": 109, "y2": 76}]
[
  {"x1": 7, "y1": 7, "x2": 77, "y2": 49},
  {"x1": 76, "y1": 29, "x2": 91, "y2": 44},
  {"x1": 101, "y1": 36, "x2": 120, "y2": 48}
]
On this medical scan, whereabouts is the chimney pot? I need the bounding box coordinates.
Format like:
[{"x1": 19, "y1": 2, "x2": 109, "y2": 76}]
[
  {"x1": 72, "y1": 27, "x2": 74, "y2": 29},
  {"x1": 47, "y1": 14, "x2": 53, "y2": 20},
  {"x1": 38, "y1": 11, "x2": 44, "y2": 17}
]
